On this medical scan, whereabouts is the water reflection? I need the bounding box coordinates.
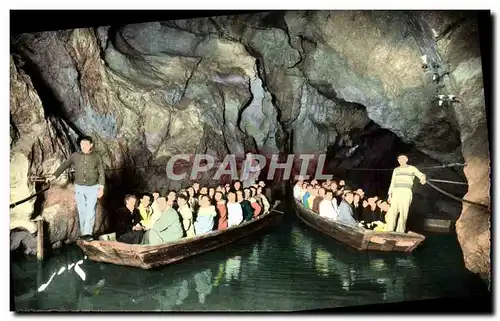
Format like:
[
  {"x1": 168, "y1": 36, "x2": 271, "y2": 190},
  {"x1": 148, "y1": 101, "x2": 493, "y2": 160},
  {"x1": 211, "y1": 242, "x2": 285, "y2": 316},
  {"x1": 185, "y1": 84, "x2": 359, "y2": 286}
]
[{"x1": 289, "y1": 226, "x2": 420, "y2": 304}]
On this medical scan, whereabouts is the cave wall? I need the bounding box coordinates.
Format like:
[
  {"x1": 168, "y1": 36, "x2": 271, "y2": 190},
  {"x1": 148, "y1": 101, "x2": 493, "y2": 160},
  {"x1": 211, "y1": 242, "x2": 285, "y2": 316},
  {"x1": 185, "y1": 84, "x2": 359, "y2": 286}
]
[{"x1": 9, "y1": 11, "x2": 490, "y2": 277}]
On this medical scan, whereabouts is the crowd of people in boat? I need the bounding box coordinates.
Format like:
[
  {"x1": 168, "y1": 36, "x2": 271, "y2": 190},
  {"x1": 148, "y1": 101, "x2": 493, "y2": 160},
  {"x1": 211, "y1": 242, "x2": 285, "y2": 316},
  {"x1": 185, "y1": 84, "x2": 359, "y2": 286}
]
[
  {"x1": 115, "y1": 180, "x2": 272, "y2": 245},
  {"x1": 293, "y1": 178, "x2": 390, "y2": 231}
]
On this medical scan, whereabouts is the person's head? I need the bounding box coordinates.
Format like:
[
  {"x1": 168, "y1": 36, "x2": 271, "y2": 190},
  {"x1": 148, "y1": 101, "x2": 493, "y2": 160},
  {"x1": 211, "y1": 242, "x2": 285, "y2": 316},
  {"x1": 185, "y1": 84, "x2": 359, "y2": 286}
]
[
  {"x1": 397, "y1": 154, "x2": 409, "y2": 166},
  {"x1": 167, "y1": 190, "x2": 177, "y2": 202},
  {"x1": 187, "y1": 187, "x2": 195, "y2": 197},
  {"x1": 192, "y1": 182, "x2": 200, "y2": 192},
  {"x1": 353, "y1": 193, "x2": 360, "y2": 204},
  {"x1": 258, "y1": 181, "x2": 266, "y2": 188},
  {"x1": 302, "y1": 182, "x2": 308, "y2": 189},
  {"x1": 236, "y1": 190, "x2": 244, "y2": 202},
  {"x1": 362, "y1": 199, "x2": 369, "y2": 208},
  {"x1": 325, "y1": 190, "x2": 334, "y2": 201},
  {"x1": 380, "y1": 201, "x2": 389, "y2": 211},
  {"x1": 339, "y1": 180, "x2": 346, "y2": 186},
  {"x1": 199, "y1": 194, "x2": 211, "y2": 207},
  {"x1": 307, "y1": 184, "x2": 314, "y2": 192},
  {"x1": 319, "y1": 187, "x2": 326, "y2": 197},
  {"x1": 156, "y1": 197, "x2": 167, "y2": 211},
  {"x1": 344, "y1": 191, "x2": 354, "y2": 204},
  {"x1": 311, "y1": 179, "x2": 318, "y2": 186},
  {"x1": 373, "y1": 196, "x2": 379, "y2": 202},
  {"x1": 296, "y1": 178, "x2": 304, "y2": 186},
  {"x1": 214, "y1": 191, "x2": 224, "y2": 202},
  {"x1": 200, "y1": 186, "x2": 208, "y2": 195},
  {"x1": 124, "y1": 194, "x2": 136, "y2": 208},
  {"x1": 326, "y1": 178, "x2": 331, "y2": 184},
  {"x1": 216, "y1": 186, "x2": 223, "y2": 192},
  {"x1": 330, "y1": 182, "x2": 338, "y2": 192},
  {"x1": 233, "y1": 180, "x2": 242, "y2": 190},
  {"x1": 310, "y1": 188, "x2": 318, "y2": 197},
  {"x1": 249, "y1": 187, "x2": 257, "y2": 197},
  {"x1": 376, "y1": 200, "x2": 383, "y2": 208},
  {"x1": 208, "y1": 187, "x2": 215, "y2": 198},
  {"x1": 257, "y1": 186, "x2": 263, "y2": 195},
  {"x1": 177, "y1": 194, "x2": 188, "y2": 207},
  {"x1": 79, "y1": 136, "x2": 93, "y2": 154},
  {"x1": 243, "y1": 188, "x2": 251, "y2": 199},
  {"x1": 225, "y1": 185, "x2": 231, "y2": 192},
  {"x1": 227, "y1": 190, "x2": 236, "y2": 202},
  {"x1": 140, "y1": 194, "x2": 151, "y2": 207},
  {"x1": 356, "y1": 188, "x2": 365, "y2": 199},
  {"x1": 152, "y1": 190, "x2": 160, "y2": 201},
  {"x1": 179, "y1": 190, "x2": 188, "y2": 198},
  {"x1": 368, "y1": 197, "x2": 376, "y2": 206}
]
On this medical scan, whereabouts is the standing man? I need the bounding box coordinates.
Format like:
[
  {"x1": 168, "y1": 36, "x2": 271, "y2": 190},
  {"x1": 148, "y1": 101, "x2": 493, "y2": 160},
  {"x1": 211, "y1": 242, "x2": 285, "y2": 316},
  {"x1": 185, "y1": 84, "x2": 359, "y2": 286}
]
[
  {"x1": 385, "y1": 154, "x2": 426, "y2": 233},
  {"x1": 48, "y1": 136, "x2": 105, "y2": 241}
]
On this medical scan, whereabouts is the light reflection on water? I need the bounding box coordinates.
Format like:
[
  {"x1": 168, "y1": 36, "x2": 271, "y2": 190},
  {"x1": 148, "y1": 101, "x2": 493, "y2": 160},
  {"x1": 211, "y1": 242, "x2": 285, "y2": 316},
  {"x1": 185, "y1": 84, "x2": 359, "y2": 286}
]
[{"x1": 12, "y1": 214, "x2": 488, "y2": 311}]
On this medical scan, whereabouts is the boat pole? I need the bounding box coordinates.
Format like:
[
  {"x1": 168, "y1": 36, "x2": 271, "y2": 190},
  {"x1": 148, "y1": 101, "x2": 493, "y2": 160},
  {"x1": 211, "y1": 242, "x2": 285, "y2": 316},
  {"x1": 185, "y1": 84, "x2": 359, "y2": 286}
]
[{"x1": 34, "y1": 216, "x2": 44, "y2": 261}]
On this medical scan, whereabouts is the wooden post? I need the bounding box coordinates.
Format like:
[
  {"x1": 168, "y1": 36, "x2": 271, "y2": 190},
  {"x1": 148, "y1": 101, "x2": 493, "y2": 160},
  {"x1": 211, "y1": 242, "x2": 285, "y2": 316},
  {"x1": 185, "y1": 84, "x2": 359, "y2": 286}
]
[{"x1": 34, "y1": 216, "x2": 44, "y2": 261}]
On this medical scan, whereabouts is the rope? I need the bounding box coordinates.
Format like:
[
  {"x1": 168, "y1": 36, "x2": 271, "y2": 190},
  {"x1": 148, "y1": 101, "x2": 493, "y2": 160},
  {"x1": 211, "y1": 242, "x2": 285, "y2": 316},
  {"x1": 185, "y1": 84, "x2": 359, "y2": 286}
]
[
  {"x1": 334, "y1": 162, "x2": 466, "y2": 171},
  {"x1": 10, "y1": 183, "x2": 51, "y2": 209},
  {"x1": 427, "y1": 178, "x2": 468, "y2": 185},
  {"x1": 426, "y1": 181, "x2": 489, "y2": 210}
]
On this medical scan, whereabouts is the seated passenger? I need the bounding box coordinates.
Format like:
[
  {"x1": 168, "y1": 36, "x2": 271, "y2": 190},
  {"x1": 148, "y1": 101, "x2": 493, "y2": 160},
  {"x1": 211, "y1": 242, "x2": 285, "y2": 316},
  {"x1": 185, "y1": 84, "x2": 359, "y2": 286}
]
[
  {"x1": 199, "y1": 186, "x2": 208, "y2": 196},
  {"x1": 177, "y1": 194, "x2": 195, "y2": 237},
  {"x1": 257, "y1": 186, "x2": 270, "y2": 214},
  {"x1": 208, "y1": 187, "x2": 215, "y2": 200},
  {"x1": 356, "y1": 188, "x2": 365, "y2": 200},
  {"x1": 142, "y1": 197, "x2": 184, "y2": 245},
  {"x1": 166, "y1": 190, "x2": 178, "y2": 211},
  {"x1": 337, "y1": 192, "x2": 358, "y2": 227},
  {"x1": 194, "y1": 195, "x2": 216, "y2": 235},
  {"x1": 248, "y1": 187, "x2": 262, "y2": 218},
  {"x1": 361, "y1": 197, "x2": 378, "y2": 225},
  {"x1": 214, "y1": 192, "x2": 228, "y2": 230},
  {"x1": 312, "y1": 187, "x2": 325, "y2": 213},
  {"x1": 378, "y1": 200, "x2": 390, "y2": 223},
  {"x1": 227, "y1": 190, "x2": 243, "y2": 227},
  {"x1": 352, "y1": 193, "x2": 362, "y2": 221},
  {"x1": 115, "y1": 194, "x2": 144, "y2": 244},
  {"x1": 319, "y1": 190, "x2": 339, "y2": 220},
  {"x1": 138, "y1": 193, "x2": 154, "y2": 229},
  {"x1": 302, "y1": 183, "x2": 313, "y2": 205},
  {"x1": 192, "y1": 182, "x2": 200, "y2": 195},
  {"x1": 307, "y1": 188, "x2": 318, "y2": 210},
  {"x1": 186, "y1": 187, "x2": 198, "y2": 210},
  {"x1": 239, "y1": 189, "x2": 254, "y2": 222}
]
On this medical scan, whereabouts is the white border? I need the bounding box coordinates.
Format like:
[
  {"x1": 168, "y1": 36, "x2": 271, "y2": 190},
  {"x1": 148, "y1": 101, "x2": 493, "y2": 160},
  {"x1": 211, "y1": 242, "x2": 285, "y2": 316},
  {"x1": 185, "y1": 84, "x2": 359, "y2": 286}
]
[{"x1": 3, "y1": 1, "x2": 498, "y2": 319}]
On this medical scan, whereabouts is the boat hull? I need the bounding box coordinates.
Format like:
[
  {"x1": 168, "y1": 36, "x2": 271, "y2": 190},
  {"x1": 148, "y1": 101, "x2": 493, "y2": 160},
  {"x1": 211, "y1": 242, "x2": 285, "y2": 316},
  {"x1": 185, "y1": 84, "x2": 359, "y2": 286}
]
[
  {"x1": 77, "y1": 201, "x2": 282, "y2": 269},
  {"x1": 294, "y1": 200, "x2": 425, "y2": 252}
]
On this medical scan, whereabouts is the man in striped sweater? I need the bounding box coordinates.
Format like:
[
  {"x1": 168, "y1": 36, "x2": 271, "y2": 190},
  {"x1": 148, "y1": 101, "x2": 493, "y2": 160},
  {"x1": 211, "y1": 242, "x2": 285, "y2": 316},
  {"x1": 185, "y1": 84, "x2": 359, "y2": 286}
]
[{"x1": 385, "y1": 154, "x2": 426, "y2": 233}]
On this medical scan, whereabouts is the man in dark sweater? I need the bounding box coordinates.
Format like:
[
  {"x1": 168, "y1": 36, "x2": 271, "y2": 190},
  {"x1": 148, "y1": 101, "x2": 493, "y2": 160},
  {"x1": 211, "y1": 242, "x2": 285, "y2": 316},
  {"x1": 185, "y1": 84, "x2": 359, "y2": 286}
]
[
  {"x1": 49, "y1": 135, "x2": 105, "y2": 241},
  {"x1": 115, "y1": 194, "x2": 144, "y2": 244}
]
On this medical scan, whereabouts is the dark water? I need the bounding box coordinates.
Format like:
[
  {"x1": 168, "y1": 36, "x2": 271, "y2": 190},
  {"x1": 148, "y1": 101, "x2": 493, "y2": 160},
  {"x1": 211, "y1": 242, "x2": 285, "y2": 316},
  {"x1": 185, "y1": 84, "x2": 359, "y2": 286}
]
[{"x1": 11, "y1": 212, "x2": 489, "y2": 311}]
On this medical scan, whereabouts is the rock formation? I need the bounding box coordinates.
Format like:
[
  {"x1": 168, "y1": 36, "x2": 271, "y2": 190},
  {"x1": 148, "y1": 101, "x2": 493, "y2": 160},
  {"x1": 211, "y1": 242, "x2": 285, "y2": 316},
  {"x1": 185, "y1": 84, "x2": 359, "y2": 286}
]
[{"x1": 10, "y1": 11, "x2": 490, "y2": 278}]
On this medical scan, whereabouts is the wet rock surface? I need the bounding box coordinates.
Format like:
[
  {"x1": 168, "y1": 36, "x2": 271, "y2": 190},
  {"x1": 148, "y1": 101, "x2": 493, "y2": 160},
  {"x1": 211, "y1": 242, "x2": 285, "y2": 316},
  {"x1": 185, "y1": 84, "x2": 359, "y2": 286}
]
[{"x1": 10, "y1": 11, "x2": 489, "y2": 277}]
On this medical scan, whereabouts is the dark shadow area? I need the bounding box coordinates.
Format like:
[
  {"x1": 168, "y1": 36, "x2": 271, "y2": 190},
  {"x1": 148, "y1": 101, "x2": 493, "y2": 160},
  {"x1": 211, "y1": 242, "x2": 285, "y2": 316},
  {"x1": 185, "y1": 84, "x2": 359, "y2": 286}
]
[{"x1": 99, "y1": 149, "x2": 149, "y2": 235}]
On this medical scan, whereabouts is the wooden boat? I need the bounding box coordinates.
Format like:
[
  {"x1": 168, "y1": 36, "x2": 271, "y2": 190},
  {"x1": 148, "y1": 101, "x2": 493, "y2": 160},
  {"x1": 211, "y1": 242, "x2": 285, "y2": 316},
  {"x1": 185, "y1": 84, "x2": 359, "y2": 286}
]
[
  {"x1": 294, "y1": 200, "x2": 425, "y2": 252},
  {"x1": 76, "y1": 201, "x2": 282, "y2": 269}
]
